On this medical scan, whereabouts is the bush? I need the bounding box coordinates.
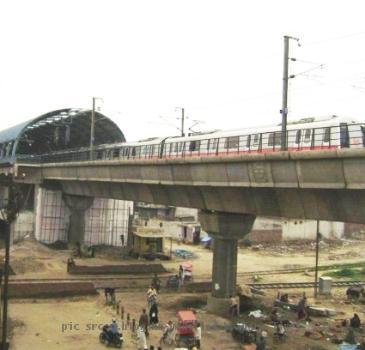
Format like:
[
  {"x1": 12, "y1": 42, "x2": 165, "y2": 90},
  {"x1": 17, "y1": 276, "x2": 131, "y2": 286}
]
[{"x1": 241, "y1": 239, "x2": 252, "y2": 247}]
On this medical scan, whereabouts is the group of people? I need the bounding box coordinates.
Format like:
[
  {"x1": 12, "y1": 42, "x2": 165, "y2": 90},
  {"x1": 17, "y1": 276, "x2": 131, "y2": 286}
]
[{"x1": 137, "y1": 275, "x2": 167, "y2": 350}]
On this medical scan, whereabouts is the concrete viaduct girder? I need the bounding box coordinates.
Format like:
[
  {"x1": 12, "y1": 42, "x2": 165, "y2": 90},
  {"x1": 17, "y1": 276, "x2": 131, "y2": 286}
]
[{"x1": 9, "y1": 148, "x2": 365, "y2": 224}]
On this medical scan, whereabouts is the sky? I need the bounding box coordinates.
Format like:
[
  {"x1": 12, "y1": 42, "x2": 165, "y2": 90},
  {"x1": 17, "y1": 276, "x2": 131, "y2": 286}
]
[{"x1": 1, "y1": 0, "x2": 365, "y2": 140}]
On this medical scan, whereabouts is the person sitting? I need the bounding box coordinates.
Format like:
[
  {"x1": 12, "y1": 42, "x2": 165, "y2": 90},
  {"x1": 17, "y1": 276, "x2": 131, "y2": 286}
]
[
  {"x1": 350, "y1": 313, "x2": 361, "y2": 328},
  {"x1": 280, "y1": 293, "x2": 289, "y2": 303},
  {"x1": 274, "y1": 322, "x2": 286, "y2": 339},
  {"x1": 110, "y1": 318, "x2": 118, "y2": 334}
]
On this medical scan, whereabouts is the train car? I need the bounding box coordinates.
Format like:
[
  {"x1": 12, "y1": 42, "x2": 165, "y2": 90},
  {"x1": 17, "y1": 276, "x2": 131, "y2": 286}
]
[
  {"x1": 33, "y1": 115, "x2": 365, "y2": 163},
  {"x1": 160, "y1": 115, "x2": 365, "y2": 158}
]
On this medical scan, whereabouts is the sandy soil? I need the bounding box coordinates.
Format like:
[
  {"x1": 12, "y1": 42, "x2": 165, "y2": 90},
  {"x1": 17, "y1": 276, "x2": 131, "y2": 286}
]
[{"x1": 4, "y1": 238, "x2": 365, "y2": 349}]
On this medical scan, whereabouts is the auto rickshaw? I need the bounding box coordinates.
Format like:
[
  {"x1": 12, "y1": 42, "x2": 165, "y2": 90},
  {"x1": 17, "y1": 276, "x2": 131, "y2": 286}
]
[{"x1": 175, "y1": 310, "x2": 197, "y2": 349}]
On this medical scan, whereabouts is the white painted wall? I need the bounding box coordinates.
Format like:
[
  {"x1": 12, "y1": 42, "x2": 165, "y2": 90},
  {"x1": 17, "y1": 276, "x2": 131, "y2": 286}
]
[
  {"x1": 11, "y1": 210, "x2": 34, "y2": 243},
  {"x1": 84, "y1": 198, "x2": 133, "y2": 246},
  {"x1": 282, "y1": 219, "x2": 345, "y2": 240}
]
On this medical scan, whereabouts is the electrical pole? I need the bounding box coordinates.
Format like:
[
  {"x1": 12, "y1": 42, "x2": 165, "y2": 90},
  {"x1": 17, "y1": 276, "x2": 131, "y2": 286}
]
[
  {"x1": 281, "y1": 36, "x2": 290, "y2": 151},
  {"x1": 181, "y1": 108, "x2": 185, "y2": 137},
  {"x1": 314, "y1": 220, "x2": 320, "y2": 298},
  {"x1": 90, "y1": 97, "x2": 96, "y2": 160},
  {"x1": 175, "y1": 107, "x2": 185, "y2": 136},
  {"x1": 1, "y1": 184, "x2": 20, "y2": 350},
  {"x1": 0, "y1": 220, "x2": 10, "y2": 350},
  {"x1": 281, "y1": 35, "x2": 300, "y2": 151}
]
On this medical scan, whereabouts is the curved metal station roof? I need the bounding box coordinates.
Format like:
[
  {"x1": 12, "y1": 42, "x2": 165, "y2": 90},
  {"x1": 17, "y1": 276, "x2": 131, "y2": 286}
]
[{"x1": 0, "y1": 108, "x2": 125, "y2": 163}]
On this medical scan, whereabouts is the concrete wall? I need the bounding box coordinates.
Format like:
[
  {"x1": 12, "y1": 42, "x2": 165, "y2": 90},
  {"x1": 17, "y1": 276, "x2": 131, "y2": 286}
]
[
  {"x1": 35, "y1": 187, "x2": 68, "y2": 243},
  {"x1": 11, "y1": 210, "x2": 34, "y2": 243},
  {"x1": 34, "y1": 186, "x2": 133, "y2": 246},
  {"x1": 282, "y1": 220, "x2": 345, "y2": 240},
  {"x1": 84, "y1": 198, "x2": 133, "y2": 247}
]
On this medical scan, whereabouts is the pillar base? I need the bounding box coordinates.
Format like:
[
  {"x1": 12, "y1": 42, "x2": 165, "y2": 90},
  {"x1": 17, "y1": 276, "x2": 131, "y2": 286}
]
[{"x1": 207, "y1": 295, "x2": 232, "y2": 317}]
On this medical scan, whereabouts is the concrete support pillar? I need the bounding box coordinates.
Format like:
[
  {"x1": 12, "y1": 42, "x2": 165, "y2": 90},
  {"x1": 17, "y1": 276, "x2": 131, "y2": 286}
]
[
  {"x1": 63, "y1": 194, "x2": 93, "y2": 245},
  {"x1": 211, "y1": 237, "x2": 238, "y2": 298},
  {"x1": 199, "y1": 210, "x2": 256, "y2": 316}
]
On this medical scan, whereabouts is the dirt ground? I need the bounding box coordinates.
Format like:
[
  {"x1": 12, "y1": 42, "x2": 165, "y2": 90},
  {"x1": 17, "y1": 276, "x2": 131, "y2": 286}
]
[{"x1": 4, "y1": 238, "x2": 365, "y2": 349}]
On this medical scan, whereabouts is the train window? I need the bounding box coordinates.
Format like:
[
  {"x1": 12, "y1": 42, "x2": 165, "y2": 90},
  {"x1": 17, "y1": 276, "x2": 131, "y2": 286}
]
[
  {"x1": 189, "y1": 140, "x2": 200, "y2": 152},
  {"x1": 113, "y1": 149, "x2": 119, "y2": 158},
  {"x1": 340, "y1": 123, "x2": 349, "y2": 148},
  {"x1": 268, "y1": 133, "x2": 274, "y2": 146},
  {"x1": 224, "y1": 136, "x2": 239, "y2": 149},
  {"x1": 169, "y1": 143, "x2": 173, "y2": 154},
  {"x1": 96, "y1": 150, "x2": 103, "y2": 159},
  {"x1": 323, "y1": 127, "x2": 330, "y2": 143},
  {"x1": 174, "y1": 143, "x2": 178, "y2": 152},
  {"x1": 246, "y1": 135, "x2": 251, "y2": 148},
  {"x1": 253, "y1": 134, "x2": 259, "y2": 145},
  {"x1": 208, "y1": 138, "x2": 218, "y2": 151},
  {"x1": 295, "y1": 130, "x2": 301, "y2": 144},
  {"x1": 274, "y1": 132, "x2": 281, "y2": 146},
  {"x1": 304, "y1": 129, "x2": 311, "y2": 142}
]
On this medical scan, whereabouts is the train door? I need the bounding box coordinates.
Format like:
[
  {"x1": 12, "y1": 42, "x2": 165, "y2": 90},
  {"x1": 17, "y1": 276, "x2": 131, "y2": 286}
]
[{"x1": 340, "y1": 123, "x2": 349, "y2": 148}]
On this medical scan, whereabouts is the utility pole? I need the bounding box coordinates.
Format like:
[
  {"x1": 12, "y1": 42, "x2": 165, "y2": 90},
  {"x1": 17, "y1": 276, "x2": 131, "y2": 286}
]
[
  {"x1": 181, "y1": 108, "x2": 185, "y2": 137},
  {"x1": 314, "y1": 220, "x2": 320, "y2": 298},
  {"x1": 281, "y1": 35, "x2": 300, "y2": 151},
  {"x1": 90, "y1": 97, "x2": 96, "y2": 160},
  {"x1": 0, "y1": 220, "x2": 10, "y2": 350},
  {"x1": 89, "y1": 97, "x2": 103, "y2": 160},
  {"x1": 175, "y1": 107, "x2": 185, "y2": 137},
  {"x1": 1, "y1": 185, "x2": 20, "y2": 350}
]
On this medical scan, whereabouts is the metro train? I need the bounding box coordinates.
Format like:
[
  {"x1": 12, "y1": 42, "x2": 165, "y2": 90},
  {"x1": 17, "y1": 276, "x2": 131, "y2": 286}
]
[{"x1": 41, "y1": 115, "x2": 365, "y2": 163}]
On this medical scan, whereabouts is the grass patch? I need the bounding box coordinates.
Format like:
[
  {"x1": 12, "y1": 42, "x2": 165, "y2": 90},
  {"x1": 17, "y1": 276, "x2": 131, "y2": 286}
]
[{"x1": 323, "y1": 267, "x2": 365, "y2": 280}]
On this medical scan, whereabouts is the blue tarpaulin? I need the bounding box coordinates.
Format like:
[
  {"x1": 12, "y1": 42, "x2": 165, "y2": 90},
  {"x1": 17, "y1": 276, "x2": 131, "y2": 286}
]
[{"x1": 339, "y1": 343, "x2": 358, "y2": 350}]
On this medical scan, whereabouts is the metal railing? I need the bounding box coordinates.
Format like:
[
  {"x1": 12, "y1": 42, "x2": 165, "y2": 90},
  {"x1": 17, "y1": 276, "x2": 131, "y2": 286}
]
[{"x1": 7, "y1": 123, "x2": 365, "y2": 164}]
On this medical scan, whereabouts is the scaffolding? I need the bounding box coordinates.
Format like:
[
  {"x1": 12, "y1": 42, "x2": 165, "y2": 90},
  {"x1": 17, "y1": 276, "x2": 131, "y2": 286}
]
[
  {"x1": 84, "y1": 198, "x2": 132, "y2": 247},
  {"x1": 35, "y1": 189, "x2": 68, "y2": 243}
]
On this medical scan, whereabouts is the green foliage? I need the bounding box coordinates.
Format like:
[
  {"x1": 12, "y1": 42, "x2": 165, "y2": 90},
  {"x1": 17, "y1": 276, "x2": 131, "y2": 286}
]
[{"x1": 241, "y1": 238, "x2": 252, "y2": 247}]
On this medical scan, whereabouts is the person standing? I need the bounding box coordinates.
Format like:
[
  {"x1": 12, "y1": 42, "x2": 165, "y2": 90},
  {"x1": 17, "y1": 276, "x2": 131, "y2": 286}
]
[
  {"x1": 229, "y1": 295, "x2": 239, "y2": 318},
  {"x1": 297, "y1": 293, "x2": 308, "y2": 320},
  {"x1": 256, "y1": 331, "x2": 267, "y2": 350},
  {"x1": 195, "y1": 322, "x2": 202, "y2": 349},
  {"x1": 139, "y1": 308, "x2": 149, "y2": 337},
  {"x1": 137, "y1": 326, "x2": 148, "y2": 350}
]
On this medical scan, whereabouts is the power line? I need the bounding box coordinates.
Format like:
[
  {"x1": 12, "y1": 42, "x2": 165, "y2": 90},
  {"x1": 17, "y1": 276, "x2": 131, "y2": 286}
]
[{"x1": 303, "y1": 31, "x2": 365, "y2": 46}]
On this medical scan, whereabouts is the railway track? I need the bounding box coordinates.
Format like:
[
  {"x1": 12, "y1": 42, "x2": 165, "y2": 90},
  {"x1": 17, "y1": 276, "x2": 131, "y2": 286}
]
[
  {"x1": 248, "y1": 280, "x2": 365, "y2": 290},
  {"x1": 9, "y1": 274, "x2": 172, "y2": 283}
]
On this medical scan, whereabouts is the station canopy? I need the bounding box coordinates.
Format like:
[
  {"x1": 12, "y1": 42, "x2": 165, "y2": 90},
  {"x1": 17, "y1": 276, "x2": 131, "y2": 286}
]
[{"x1": 0, "y1": 108, "x2": 125, "y2": 162}]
